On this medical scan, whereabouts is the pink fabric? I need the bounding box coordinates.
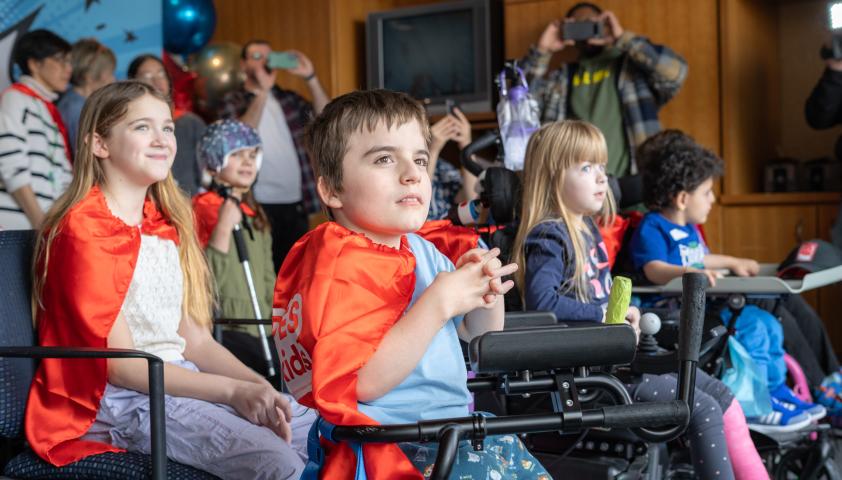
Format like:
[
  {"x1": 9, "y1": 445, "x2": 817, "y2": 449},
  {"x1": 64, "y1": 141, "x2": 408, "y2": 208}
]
[
  {"x1": 723, "y1": 399, "x2": 769, "y2": 480},
  {"x1": 784, "y1": 353, "x2": 813, "y2": 403}
]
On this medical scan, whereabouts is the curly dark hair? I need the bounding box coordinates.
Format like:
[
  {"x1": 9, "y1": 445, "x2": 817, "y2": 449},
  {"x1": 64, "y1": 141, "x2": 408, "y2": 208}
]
[{"x1": 639, "y1": 130, "x2": 724, "y2": 211}]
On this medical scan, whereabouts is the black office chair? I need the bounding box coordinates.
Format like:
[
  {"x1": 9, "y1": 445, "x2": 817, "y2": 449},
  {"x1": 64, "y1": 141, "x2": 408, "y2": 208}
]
[{"x1": 0, "y1": 230, "x2": 218, "y2": 480}]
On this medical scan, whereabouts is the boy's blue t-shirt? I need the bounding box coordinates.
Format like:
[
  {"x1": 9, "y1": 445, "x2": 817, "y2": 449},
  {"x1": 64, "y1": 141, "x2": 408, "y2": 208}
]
[
  {"x1": 357, "y1": 233, "x2": 472, "y2": 425},
  {"x1": 629, "y1": 212, "x2": 709, "y2": 270}
]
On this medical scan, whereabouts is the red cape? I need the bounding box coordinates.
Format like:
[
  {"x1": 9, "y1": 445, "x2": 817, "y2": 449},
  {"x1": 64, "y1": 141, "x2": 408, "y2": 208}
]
[
  {"x1": 25, "y1": 186, "x2": 179, "y2": 466},
  {"x1": 10, "y1": 83, "x2": 73, "y2": 164},
  {"x1": 192, "y1": 190, "x2": 256, "y2": 247},
  {"x1": 272, "y1": 221, "x2": 477, "y2": 479}
]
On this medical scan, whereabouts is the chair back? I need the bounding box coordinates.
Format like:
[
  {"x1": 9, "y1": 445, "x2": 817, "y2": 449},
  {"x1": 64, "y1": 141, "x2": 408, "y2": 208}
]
[{"x1": 0, "y1": 230, "x2": 36, "y2": 440}]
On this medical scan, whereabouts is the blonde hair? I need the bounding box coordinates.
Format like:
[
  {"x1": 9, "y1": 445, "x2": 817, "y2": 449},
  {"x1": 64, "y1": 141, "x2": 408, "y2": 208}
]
[
  {"x1": 33, "y1": 81, "x2": 214, "y2": 328},
  {"x1": 512, "y1": 120, "x2": 614, "y2": 302}
]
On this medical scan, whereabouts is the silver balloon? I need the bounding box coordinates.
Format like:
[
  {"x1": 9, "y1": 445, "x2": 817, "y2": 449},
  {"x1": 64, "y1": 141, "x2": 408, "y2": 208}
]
[{"x1": 190, "y1": 42, "x2": 245, "y2": 115}]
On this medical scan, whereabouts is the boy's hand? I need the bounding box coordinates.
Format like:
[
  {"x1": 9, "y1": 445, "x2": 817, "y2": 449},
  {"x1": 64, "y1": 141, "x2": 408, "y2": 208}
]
[
  {"x1": 435, "y1": 248, "x2": 517, "y2": 318},
  {"x1": 456, "y1": 247, "x2": 517, "y2": 305},
  {"x1": 688, "y1": 267, "x2": 723, "y2": 287},
  {"x1": 730, "y1": 258, "x2": 760, "y2": 277}
]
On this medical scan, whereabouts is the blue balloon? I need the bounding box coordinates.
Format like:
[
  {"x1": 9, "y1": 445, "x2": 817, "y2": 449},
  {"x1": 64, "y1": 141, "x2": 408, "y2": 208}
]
[{"x1": 163, "y1": 0, "x2": 217, "y2": 55}]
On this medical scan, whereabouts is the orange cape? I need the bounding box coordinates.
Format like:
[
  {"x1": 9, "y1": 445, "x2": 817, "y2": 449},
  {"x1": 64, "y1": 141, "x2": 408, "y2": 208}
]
[
  {"x1": 272, "y1": 220, "x2": 478, "y2": 479},
  {"x1": 25, "y1": 186, "x2": 179, "y2": 466},
  {"x1": 192, "y1": 190, "x2": 256, "y2": 248}
]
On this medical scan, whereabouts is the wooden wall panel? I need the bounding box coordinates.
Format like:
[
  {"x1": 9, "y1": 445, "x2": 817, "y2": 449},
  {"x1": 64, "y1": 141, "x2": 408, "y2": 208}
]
[
  {"x1": 212, "y1": 0, "x2": 333, "y2": 100},
  {"x1": 720, "y1": 205, "x2": 815, "y2": 262},
  {"x1": 812, "y1": 203, "x2": 842, "y2": 350},
  {"x1": 720, "y1": 0, "x2": 780, "y2": 195},
  {"x1": 503, "y1": 0, "x2": 721, "y2": 155}
]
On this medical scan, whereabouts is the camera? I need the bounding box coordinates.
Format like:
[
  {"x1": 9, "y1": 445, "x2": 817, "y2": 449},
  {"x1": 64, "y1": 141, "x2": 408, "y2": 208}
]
[
  {"x1": 444, "y1": 98, "x2": 460, "y2": 116},
  {"x1": 824, "y1": 1, "x2": 842, "y2": 60},
  {"x1": 562, "y1": 21, "x2": 604, "y2": 42}
]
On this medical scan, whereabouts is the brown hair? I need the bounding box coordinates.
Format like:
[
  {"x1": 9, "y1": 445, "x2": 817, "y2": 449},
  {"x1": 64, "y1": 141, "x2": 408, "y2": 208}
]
[
  {"x1": 243, "y1": 190, "x2": 270, "y2": 232},
  {"x1": 305, "y1": 89, "x2": 431, "y2": 210},
  {"x1": 69, "y1": 38, "x2": 116, "y2": 87},
  {"x1": 33, "y1": 80, "x2": 214, "y2": 328}
]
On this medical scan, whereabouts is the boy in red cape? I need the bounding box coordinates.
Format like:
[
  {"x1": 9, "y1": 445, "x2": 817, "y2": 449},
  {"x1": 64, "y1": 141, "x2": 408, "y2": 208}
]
[{"x1": 272, "y1": 90, "x2": 551, "y2": 479}]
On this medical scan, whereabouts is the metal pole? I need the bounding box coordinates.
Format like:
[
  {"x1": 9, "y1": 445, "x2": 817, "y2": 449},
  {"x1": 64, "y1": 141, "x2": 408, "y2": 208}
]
[{"x1": 233, "y1": 224, "x2": 276, "y2": 378}]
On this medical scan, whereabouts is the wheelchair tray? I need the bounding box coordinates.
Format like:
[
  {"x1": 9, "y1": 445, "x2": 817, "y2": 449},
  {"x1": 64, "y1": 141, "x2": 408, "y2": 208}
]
[{"x1": 632, "y1": 264, "x2": 842, "y2": 295}]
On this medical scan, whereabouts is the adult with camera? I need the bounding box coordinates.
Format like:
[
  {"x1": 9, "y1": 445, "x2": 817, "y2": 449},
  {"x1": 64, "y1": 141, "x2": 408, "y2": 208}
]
[
  {"x1": 805, "y1": 50, "x2": 842, "y2": 130},
  {"x1": 426, "y1": 107, "x2": 480, "y2": 220},
  {"x1": 806, "y1": 42, "x2": 842, "y2": 250},
  {"x1": 519, "y1": 2, "x2": 688, "y2": 177},
  {"x1": 218, "y1": 40, "x2": 330, "y2": 270}
]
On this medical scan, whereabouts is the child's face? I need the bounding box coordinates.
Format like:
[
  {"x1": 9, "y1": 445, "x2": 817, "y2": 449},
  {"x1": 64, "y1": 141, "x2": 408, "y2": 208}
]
[
  {"x1": 562, "y1": 160, "x2": 608, "y2": 216},
  {"x1": 94, "y1": 94, "x2": 175, "y2": 189},
  {"x1": 683, "y1": 177, "x2": 716, "y2": 224},
  {"x1": 320, "y1": 119, "x2": 431, "y2": 248},
  {"x1": 217, "y1": 147, "x2": 259, "y2": 189}
]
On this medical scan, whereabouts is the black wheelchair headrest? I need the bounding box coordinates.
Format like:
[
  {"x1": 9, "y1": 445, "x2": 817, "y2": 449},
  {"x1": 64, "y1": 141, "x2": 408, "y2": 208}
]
[
  {"x1": 608, "y1": 174, "x2": 644, "y2": 210},
  {"x1": 470, "y1": 324, "x2": 637, "y2": 374}
]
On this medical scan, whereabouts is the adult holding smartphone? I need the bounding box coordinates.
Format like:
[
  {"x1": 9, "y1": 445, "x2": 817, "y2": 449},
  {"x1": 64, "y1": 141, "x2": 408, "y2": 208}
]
[
  {"x1": 805, "y1": 43, "x2": 842, "y2": 130},
  {"x1": 427, "y1": 105, "x2": 480, "y2": 220},
  {"x1": 519, "y1": 2, "x2": 688, "y2": 178},
  {"x1": 218, "y1": 41, "x2": 330, "y2": 271}
]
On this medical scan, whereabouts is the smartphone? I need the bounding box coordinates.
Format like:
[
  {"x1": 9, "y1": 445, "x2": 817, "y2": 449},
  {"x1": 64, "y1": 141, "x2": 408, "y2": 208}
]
[
  {"x1": 562, "y1": 21, "x2": 604, "y2": 41},
  {"x1": 445, "y1": 98, "x2": 460, "y2": 116},
  {"x1": 267, "y1": 51, "x2": 299, "y2": 70}
]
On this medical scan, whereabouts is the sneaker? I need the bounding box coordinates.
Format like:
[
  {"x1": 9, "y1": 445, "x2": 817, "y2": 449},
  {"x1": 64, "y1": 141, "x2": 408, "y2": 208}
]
[
  {"x1": 770, "y1": 384, "x2": 827, "y2": 421},
  {"x1": 748, "y1": 398, "x2": 812, "y2": 434}
]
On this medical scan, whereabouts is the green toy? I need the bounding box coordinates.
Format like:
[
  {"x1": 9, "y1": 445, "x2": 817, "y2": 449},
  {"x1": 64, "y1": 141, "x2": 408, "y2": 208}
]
[{"x1": 605, "y1": 276, "x2": 632, "y2": 324}]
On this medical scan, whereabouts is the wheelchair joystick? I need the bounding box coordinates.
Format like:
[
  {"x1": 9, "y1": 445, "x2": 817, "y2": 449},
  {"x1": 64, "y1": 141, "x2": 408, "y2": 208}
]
[{"x1": 637, "y1": 312, "x2": 662, "y2": 354}]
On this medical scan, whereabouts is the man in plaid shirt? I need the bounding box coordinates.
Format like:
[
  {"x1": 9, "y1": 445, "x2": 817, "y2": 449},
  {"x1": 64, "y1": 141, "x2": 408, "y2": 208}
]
[
  {"x1": 219, "y1": 40, "x2": 330, "y2": 271},
  {"x1": 519, "y1": 2, "x2": 687, "y2": 177}
]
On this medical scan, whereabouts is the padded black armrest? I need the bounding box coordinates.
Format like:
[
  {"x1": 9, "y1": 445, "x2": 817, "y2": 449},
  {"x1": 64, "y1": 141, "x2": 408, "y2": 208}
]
[
  {"x1": 504, "y1": 311, "x2": 557, "y2": 329},
  {"x1": 0, "y1": 346, "x2": 167, "y2": 480},
  {"x1": 469, "y1": 324, "x2": 637, "y2": 374}
]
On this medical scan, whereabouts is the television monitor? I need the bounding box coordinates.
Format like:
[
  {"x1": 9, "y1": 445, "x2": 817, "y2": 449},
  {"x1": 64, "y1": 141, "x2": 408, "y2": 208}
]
[{"x1": 366, "y1": 0, "x2": 502, "y2": 114}]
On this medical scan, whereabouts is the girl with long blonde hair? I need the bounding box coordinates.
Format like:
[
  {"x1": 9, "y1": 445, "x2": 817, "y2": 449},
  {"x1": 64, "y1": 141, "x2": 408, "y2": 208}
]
[
  {"x1": 27, "y1": 81, "x2": 310, "y2": 479},
  {"x1": 512, "y1": 120, "x2": 766, "y2": 480}
]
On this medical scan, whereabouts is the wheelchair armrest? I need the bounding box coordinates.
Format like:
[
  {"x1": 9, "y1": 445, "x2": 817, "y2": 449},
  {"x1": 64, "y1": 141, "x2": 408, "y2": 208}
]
[
  {"x1": 0, "y1": 346, "x2": 167, "y2": 480},
  {"x1": 470, "y1": 324, "x2": 637, "y2": 374},
  {"x1": 504, "y1": 311, "x2": 558, "y2": 329}
]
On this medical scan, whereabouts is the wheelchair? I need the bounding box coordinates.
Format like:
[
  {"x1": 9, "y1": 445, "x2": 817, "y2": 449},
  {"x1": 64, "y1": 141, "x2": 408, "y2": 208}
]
[
  {"x1": 309, "y1": 272, "x2": 710, "y2": 480},
  {"x1": 628, "y1": 271, "x2": 842, "y2": 480},
  {"x1": 454, "y1": 127, "x2": 842, "y2": 478}
]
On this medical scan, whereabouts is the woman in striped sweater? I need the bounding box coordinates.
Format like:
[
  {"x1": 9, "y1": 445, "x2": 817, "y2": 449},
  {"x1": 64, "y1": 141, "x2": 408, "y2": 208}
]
[{"x1": 0, "y1": 29, "x2": 73, "y2": 229}]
